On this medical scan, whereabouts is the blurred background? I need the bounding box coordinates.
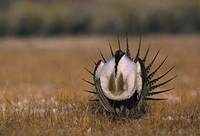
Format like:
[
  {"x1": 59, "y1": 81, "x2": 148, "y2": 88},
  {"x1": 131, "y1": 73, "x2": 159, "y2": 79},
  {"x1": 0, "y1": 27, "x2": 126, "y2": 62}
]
[
  {"x1": 0, "y1": 0, "x2": 200, "y2": 36},
  {"x1": 0, "y1": 1, "x2": 200, "y2": 135}
]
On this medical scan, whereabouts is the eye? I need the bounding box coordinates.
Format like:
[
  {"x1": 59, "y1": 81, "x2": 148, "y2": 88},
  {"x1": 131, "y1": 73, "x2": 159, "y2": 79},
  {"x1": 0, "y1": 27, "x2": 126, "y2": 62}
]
[{"x1": 83, "y1": 36, "x2": 176, "y2": 117}]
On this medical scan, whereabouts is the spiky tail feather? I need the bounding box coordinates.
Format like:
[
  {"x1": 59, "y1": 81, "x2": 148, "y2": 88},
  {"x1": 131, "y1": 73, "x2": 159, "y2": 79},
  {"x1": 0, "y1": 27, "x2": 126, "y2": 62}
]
[{"x1": 136, "y1": 47, "x2": 175, "y2": 102}]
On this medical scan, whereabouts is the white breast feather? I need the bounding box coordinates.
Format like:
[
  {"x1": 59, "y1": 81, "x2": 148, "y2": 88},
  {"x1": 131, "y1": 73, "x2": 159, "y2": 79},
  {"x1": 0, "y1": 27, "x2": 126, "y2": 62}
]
[{"x1": 97, "y1": 55, "x2": 138, "y2": 100}]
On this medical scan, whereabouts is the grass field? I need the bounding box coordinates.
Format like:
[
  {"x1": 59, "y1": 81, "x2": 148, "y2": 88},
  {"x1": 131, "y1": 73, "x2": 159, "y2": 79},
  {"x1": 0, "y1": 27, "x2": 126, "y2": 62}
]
[{"x1": 0, "y1": 35, "x2": 199, "y2": 135}]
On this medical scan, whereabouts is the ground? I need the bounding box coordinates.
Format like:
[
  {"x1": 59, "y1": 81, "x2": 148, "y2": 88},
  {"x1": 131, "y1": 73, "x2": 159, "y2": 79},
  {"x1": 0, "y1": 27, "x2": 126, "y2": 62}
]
[{"x1": 0, "y1": 35, "x2": 199, "y2": 135}]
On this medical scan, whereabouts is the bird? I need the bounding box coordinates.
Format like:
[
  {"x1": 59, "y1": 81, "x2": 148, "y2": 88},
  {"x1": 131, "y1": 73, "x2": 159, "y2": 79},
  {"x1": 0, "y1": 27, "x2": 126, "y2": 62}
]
[{"x1": 83, "y1": 36, "x2": 176, "y2": 117}]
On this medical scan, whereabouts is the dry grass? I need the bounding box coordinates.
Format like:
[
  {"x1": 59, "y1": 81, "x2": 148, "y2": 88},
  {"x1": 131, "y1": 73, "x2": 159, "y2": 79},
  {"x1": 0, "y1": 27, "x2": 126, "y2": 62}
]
[{"x1": 0, "y1": 35, "x2": 199, "y2": 135}]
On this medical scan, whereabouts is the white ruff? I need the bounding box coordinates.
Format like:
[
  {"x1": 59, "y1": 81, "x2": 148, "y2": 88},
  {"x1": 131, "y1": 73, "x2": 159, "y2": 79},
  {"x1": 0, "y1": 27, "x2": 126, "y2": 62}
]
[{"x1": 95, "y1": 54, "x2": 142, "y2": 101}]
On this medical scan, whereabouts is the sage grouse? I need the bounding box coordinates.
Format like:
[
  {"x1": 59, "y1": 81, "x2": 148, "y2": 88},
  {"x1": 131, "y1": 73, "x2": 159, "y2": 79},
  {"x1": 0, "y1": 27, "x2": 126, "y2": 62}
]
[{"x1": 83, "y1": 37, "x2": 176, "y2": 117}]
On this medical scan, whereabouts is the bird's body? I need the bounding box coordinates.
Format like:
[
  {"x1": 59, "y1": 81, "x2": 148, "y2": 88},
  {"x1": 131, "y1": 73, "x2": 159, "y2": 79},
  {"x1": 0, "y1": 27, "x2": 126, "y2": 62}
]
[{"x1": 84, "y1": 37, "x2": 175, "y2": 117}]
